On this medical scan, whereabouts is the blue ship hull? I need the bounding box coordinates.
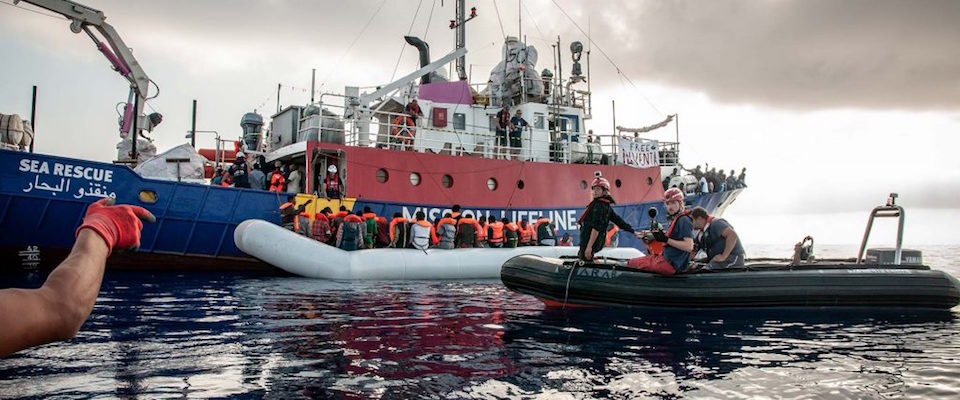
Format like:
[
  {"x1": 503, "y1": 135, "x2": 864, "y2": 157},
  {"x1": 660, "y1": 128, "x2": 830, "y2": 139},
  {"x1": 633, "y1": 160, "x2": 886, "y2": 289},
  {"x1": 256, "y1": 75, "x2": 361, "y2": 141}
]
[{"x1": 0, "y1": 149, "x2": 741, "y2": 272}]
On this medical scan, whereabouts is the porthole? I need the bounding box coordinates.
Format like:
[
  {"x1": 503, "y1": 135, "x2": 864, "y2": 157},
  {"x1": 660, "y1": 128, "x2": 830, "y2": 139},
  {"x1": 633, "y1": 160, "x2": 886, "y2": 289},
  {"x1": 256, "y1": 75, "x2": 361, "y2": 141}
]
[
  {"x1": 138, "y1": 190, "x2": 158, "y2": 204},
  {"x1": 487, "y1": 178, "x2": 498, "y2": 191},
  {"x1": 615, "y1": 179, "x2": 622, "y2": 188},
  {"x1": 442, "y1": 174, "x2": 454, "y2": 188},
  {"x1": 410, "y1": 172, "x2": 421, "y2": 186},
  {"x1": 517, "y1": 180, "x2": 525, "y2": 189},
  {"x1": 646, "y1": 177, "x2": 653, "y2": 186},
  {"x1": 376, "y1": 168, "x2": 389, "y2": 183},
  {"x1": 580, "y1": 180, "x2": 587, "y2": 190}
]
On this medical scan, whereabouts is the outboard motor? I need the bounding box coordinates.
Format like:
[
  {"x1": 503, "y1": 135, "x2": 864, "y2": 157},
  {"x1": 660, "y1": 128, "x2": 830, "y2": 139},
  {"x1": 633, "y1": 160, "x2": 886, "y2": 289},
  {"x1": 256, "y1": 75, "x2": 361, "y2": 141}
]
[
  {"x1": 240, "y1": 111, "x2": 264, "y2": 152},
  {"x1": 792, "y1": 236, "x2": 815, "y2": 265}
]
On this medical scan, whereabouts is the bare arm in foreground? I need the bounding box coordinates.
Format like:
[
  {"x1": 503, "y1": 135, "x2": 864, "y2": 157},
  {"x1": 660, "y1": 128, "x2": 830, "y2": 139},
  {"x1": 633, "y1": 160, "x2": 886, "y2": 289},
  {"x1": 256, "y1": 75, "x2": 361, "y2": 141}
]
[{"x1": 0, "y1": 198, "x2": 154, "y2": 357}]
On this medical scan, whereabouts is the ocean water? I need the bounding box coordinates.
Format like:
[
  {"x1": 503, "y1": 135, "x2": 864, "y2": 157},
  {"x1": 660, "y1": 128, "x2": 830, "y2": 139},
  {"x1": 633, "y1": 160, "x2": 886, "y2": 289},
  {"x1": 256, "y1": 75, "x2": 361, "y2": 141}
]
[{"x1": 1, "y1": 245, "x2": 958, "y2": 399}]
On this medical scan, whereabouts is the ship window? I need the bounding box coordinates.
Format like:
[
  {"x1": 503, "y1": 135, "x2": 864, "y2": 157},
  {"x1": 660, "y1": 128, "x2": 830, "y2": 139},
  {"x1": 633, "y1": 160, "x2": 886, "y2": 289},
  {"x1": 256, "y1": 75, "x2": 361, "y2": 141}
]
[
  {"x1": 410, "y1": 172, "x2": 421, "y2": 186},
  {"x1": 377, "y1": 168, "x2": 389, "y2": 183},
  {"x1": 517, "y1": 180, "x2": 525, "y2": 190},
  {"x1": 488, "y1": 115, "x2": 497, "y2": 132},
  {"x1": 646, "y1": 177, "x2": 653, "y2": 186},
  {"x1": 580, "y1": 180, "x2": 587, "y2": 190},
  {"x1": 534, "y1": 113, "x2": 545, "y2": 129},
  {"x1": 487, "y1": 178, "x2": 498, "y2": 191},
  {"x1": 615, "y1": 179, "x2": 622, "y2": 188},
  {"x1": 453, "y1": 113, "x2": 466, "y2": 130},
  {"x1": 442, "y1": 174, "x2": 454, "y2": 188},
  {"x1": 138, "y1": 190, "x2": 158, "y2": 204}
]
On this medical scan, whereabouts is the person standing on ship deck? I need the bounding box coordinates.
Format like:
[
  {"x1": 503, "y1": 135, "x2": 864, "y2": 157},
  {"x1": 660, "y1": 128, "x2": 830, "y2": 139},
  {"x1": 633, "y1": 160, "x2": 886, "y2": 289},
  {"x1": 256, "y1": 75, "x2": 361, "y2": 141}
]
[
  {"x1": 286, "y1": 164, "x2": 302, "y2": 194},
  {"x1": 249, "y1": 162, "x2": 266, "y2": 190},
  {"x1": 230, "y1": 152, "x2": 250, "y2": 188},
  {"x1": 405, "y1": 99, "x2": 423, "y2": 126},
  {"x1": 495, "y1": 106, "x2": 513, "y2": 160},
  {"x1": 322, "y1": 165, "x2": 344, "y2": 200},
  {"x1": 510, "y1": 110, "x2": 530, "y2": 161}
]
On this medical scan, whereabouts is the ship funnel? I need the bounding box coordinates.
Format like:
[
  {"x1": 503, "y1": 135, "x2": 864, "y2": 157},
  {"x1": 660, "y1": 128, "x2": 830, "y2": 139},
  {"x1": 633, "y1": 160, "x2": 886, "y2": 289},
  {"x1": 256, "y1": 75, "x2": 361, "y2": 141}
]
[{"x1": 404, "y1": 36, "x2": 431, "y2": 84}]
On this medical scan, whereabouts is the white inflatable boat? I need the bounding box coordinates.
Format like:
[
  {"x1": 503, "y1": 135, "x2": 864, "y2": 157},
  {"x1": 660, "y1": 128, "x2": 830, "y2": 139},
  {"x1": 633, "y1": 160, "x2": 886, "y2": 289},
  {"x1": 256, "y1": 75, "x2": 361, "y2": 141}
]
[{"x1": 234, "y1": 219, "x2": 644, "y2": 280}]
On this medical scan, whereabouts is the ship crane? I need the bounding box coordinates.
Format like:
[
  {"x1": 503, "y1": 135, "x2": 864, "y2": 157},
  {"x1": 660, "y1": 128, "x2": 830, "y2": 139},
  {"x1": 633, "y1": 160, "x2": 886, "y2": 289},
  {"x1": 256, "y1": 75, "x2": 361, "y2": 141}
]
[{"x1": 15, "y1": 0, "x2": 162, "y2": 144}]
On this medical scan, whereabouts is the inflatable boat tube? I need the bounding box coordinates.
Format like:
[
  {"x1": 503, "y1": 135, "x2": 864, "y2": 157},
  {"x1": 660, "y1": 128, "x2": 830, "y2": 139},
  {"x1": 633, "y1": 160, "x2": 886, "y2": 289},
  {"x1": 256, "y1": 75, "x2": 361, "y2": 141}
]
[
  {"x1": 235, "y1": 219, "x2": 643, "y2": 280},
  {"x1": 501, "y1": 255, "x2": 960, "y2": 309}
]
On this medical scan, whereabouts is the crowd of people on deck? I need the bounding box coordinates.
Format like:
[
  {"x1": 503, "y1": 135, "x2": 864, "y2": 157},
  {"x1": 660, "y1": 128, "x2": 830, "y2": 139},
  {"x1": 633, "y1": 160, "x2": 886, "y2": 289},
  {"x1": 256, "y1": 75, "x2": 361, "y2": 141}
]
[
  {"x1": 662, "y1": 164, "x2": 747, "y2": 194},
  {"x1": 209, "y1": 154, "x2": 346, "y2": 200},
  {"x1": 277, "y1": 201, "x2": 581, "y2": 251}
]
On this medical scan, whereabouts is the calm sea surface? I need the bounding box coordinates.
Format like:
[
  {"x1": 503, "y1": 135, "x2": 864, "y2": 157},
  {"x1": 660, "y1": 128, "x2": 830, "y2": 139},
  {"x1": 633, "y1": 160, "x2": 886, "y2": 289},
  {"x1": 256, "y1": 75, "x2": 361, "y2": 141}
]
[{"x1": 2, "y1": 245, "x2": 959, "y2": 399}]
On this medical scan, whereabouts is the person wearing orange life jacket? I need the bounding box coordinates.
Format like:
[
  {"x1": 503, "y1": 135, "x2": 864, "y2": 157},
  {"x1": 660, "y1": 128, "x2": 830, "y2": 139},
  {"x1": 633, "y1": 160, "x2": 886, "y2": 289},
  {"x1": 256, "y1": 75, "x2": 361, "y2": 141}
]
[
  {"x1": 534, "y1": 216, "x2": 557, "y2": 246},
  {"x1": 336, "y1": 211, "x2": 366, "y2": 251},
  {"x1": 487, "y1": 218, "x2": 505, "y2": 248},
  {"x1": 297, "y1": 207, "x2": 312, "y2": 238},
  {"x1": 391, "y1": 113, "x2": 416, "y2": 151},
  {"x1": 626, "y1": 187, "x2": 695, "y2": 275},
  {"x1": 503, "y1": 218, "x2": 519, "y2": 248},
  {"x1": 329, "y1": 205, "x2": 348, "y2": 242},
  {"x1": 517, "y1": 218, "x2": 533, "y2": 246},
  {"x1": 322, "y1": 165, "x2": 344, "y2": 200},
  {"x1": 279, "y1": 195, "x2": 312, "y2": 232},
  {"x1": 577, "y1": 175, "x2": 636, "y2": 261},
  {"x1": 455, "y1": 212, "x2": 483, "y2": 248},
  {"x1": 436, "y1": 213, "x2": 458, "y2": 250},
  {"x1": 220, "y1": 169, "x2": 233, "y2": 187},
  {"x1": 312, "y1": 207, "x2": 333, "y2": 244},
  {"x1": 409, "y1": 211, "x2": 438, "y2": 250},
  {"x1": 405, "y1": 98, "x2": 423, "y2": 125},
  {"x1": 360, "y1": 206, "x2": 379, "y2": 248},
  {"x1": 605, "y1": 222, "x2": 620, "y2": 248},
  {"x1": 388, "y1": 212, "x2": 410, "y2": 248},
  {"x1": 268, "y1": 163, "x2": 286, "y2": 192},
  {"x1": 476, "y1": 216, "x2": 489, "y2": 248}
]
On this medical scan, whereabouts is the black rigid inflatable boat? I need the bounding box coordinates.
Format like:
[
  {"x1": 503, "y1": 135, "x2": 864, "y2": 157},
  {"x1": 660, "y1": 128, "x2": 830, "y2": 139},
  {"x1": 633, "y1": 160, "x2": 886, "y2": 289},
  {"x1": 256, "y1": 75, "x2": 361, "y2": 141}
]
[
  {"x1": 501, "y1": 256, "x2": 960, "y2": 309},
  {"x1": 502, "y1": 194, "x2": 960, "y2": 310}
]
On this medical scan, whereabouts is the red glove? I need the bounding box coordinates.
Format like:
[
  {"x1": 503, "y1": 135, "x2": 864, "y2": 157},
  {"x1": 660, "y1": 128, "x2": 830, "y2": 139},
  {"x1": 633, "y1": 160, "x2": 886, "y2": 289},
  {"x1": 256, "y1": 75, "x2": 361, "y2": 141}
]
[{"x1": 75, "y1": 198, "x2": 156, "y2": 255}]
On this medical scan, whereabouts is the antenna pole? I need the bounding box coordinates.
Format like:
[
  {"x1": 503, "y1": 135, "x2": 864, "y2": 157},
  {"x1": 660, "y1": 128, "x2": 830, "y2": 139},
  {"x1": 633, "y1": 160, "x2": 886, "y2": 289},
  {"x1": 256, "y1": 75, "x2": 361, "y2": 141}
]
[
  {"x1": 190, "y1": 99, "x2": 197, "y2": 148},
  {"x1": 29, "y1": 85, "x2": 37, "y2": 153},
  {"x1": 311, "y1": 69, "x2": 316, "y2": 103},
  {"x1": 454, "y1": 0, "x2": 468, "y2": 80}
]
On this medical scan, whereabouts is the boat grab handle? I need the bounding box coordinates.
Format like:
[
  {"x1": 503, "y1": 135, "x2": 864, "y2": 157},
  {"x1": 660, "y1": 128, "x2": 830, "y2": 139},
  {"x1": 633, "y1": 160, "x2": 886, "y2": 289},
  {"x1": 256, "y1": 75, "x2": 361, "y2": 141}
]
[{"x1": 856, "y1": 193, "x2": 905, "y2": 265}]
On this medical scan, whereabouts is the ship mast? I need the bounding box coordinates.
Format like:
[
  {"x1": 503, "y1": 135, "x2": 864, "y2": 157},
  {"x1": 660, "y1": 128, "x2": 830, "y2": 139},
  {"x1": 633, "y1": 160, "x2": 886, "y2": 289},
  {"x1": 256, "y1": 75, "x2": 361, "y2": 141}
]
[{"x1": 450, "y1": 0, "x2": 477, "y2": 81}]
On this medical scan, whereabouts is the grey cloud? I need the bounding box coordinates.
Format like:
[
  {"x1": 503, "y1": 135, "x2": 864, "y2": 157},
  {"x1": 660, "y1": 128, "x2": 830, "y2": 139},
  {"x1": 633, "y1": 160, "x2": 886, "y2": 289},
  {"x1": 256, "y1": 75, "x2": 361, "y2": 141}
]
[
  {"x1": 12, "y1": 0, "x2": 960, "y2": 112},
  {"x1": 581, "y1": 0, "x2": 960, "y2": 111}
]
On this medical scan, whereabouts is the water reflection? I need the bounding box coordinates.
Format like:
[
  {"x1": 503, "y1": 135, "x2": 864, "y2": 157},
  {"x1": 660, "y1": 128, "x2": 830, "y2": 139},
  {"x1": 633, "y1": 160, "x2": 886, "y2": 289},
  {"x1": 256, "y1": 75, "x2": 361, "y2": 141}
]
[
  {"x1": 2, "y1": 273, "x2": 958, "y2": 399},
  {"x1": 491, "y1": 307, "x2": 958, "y2": 399}
]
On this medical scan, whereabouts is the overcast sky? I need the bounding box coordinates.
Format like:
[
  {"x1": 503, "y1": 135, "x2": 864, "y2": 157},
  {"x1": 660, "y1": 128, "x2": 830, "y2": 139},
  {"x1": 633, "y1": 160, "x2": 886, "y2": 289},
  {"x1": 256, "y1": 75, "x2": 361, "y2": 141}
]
[{"x1": 1, "y1": 0, "x2": 958, "y2": 246}]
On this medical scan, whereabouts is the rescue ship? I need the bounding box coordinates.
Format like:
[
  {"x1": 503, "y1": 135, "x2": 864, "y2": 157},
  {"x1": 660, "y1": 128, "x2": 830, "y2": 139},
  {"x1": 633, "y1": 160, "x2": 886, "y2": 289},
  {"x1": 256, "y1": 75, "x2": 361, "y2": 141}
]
[{"x1": 0, "y1": 0, "x2": 742, "y2": 272}]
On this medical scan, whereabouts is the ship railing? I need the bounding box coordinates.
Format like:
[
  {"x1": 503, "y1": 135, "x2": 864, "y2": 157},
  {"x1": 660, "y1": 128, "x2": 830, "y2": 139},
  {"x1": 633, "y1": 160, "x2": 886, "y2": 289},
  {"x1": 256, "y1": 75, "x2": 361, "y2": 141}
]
[
  {"x1": 366, "y1": 106, "x2": 605, "y2": 164},
  {"x1": 289, "y1": 101, "x2": 612, "y2": 165},
  {"x1": 464, "y1": 79, "x2": 590, "y2": 111},
  {"x1": 656, "y1": 141, "x2": 680, "y2": 167}
]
